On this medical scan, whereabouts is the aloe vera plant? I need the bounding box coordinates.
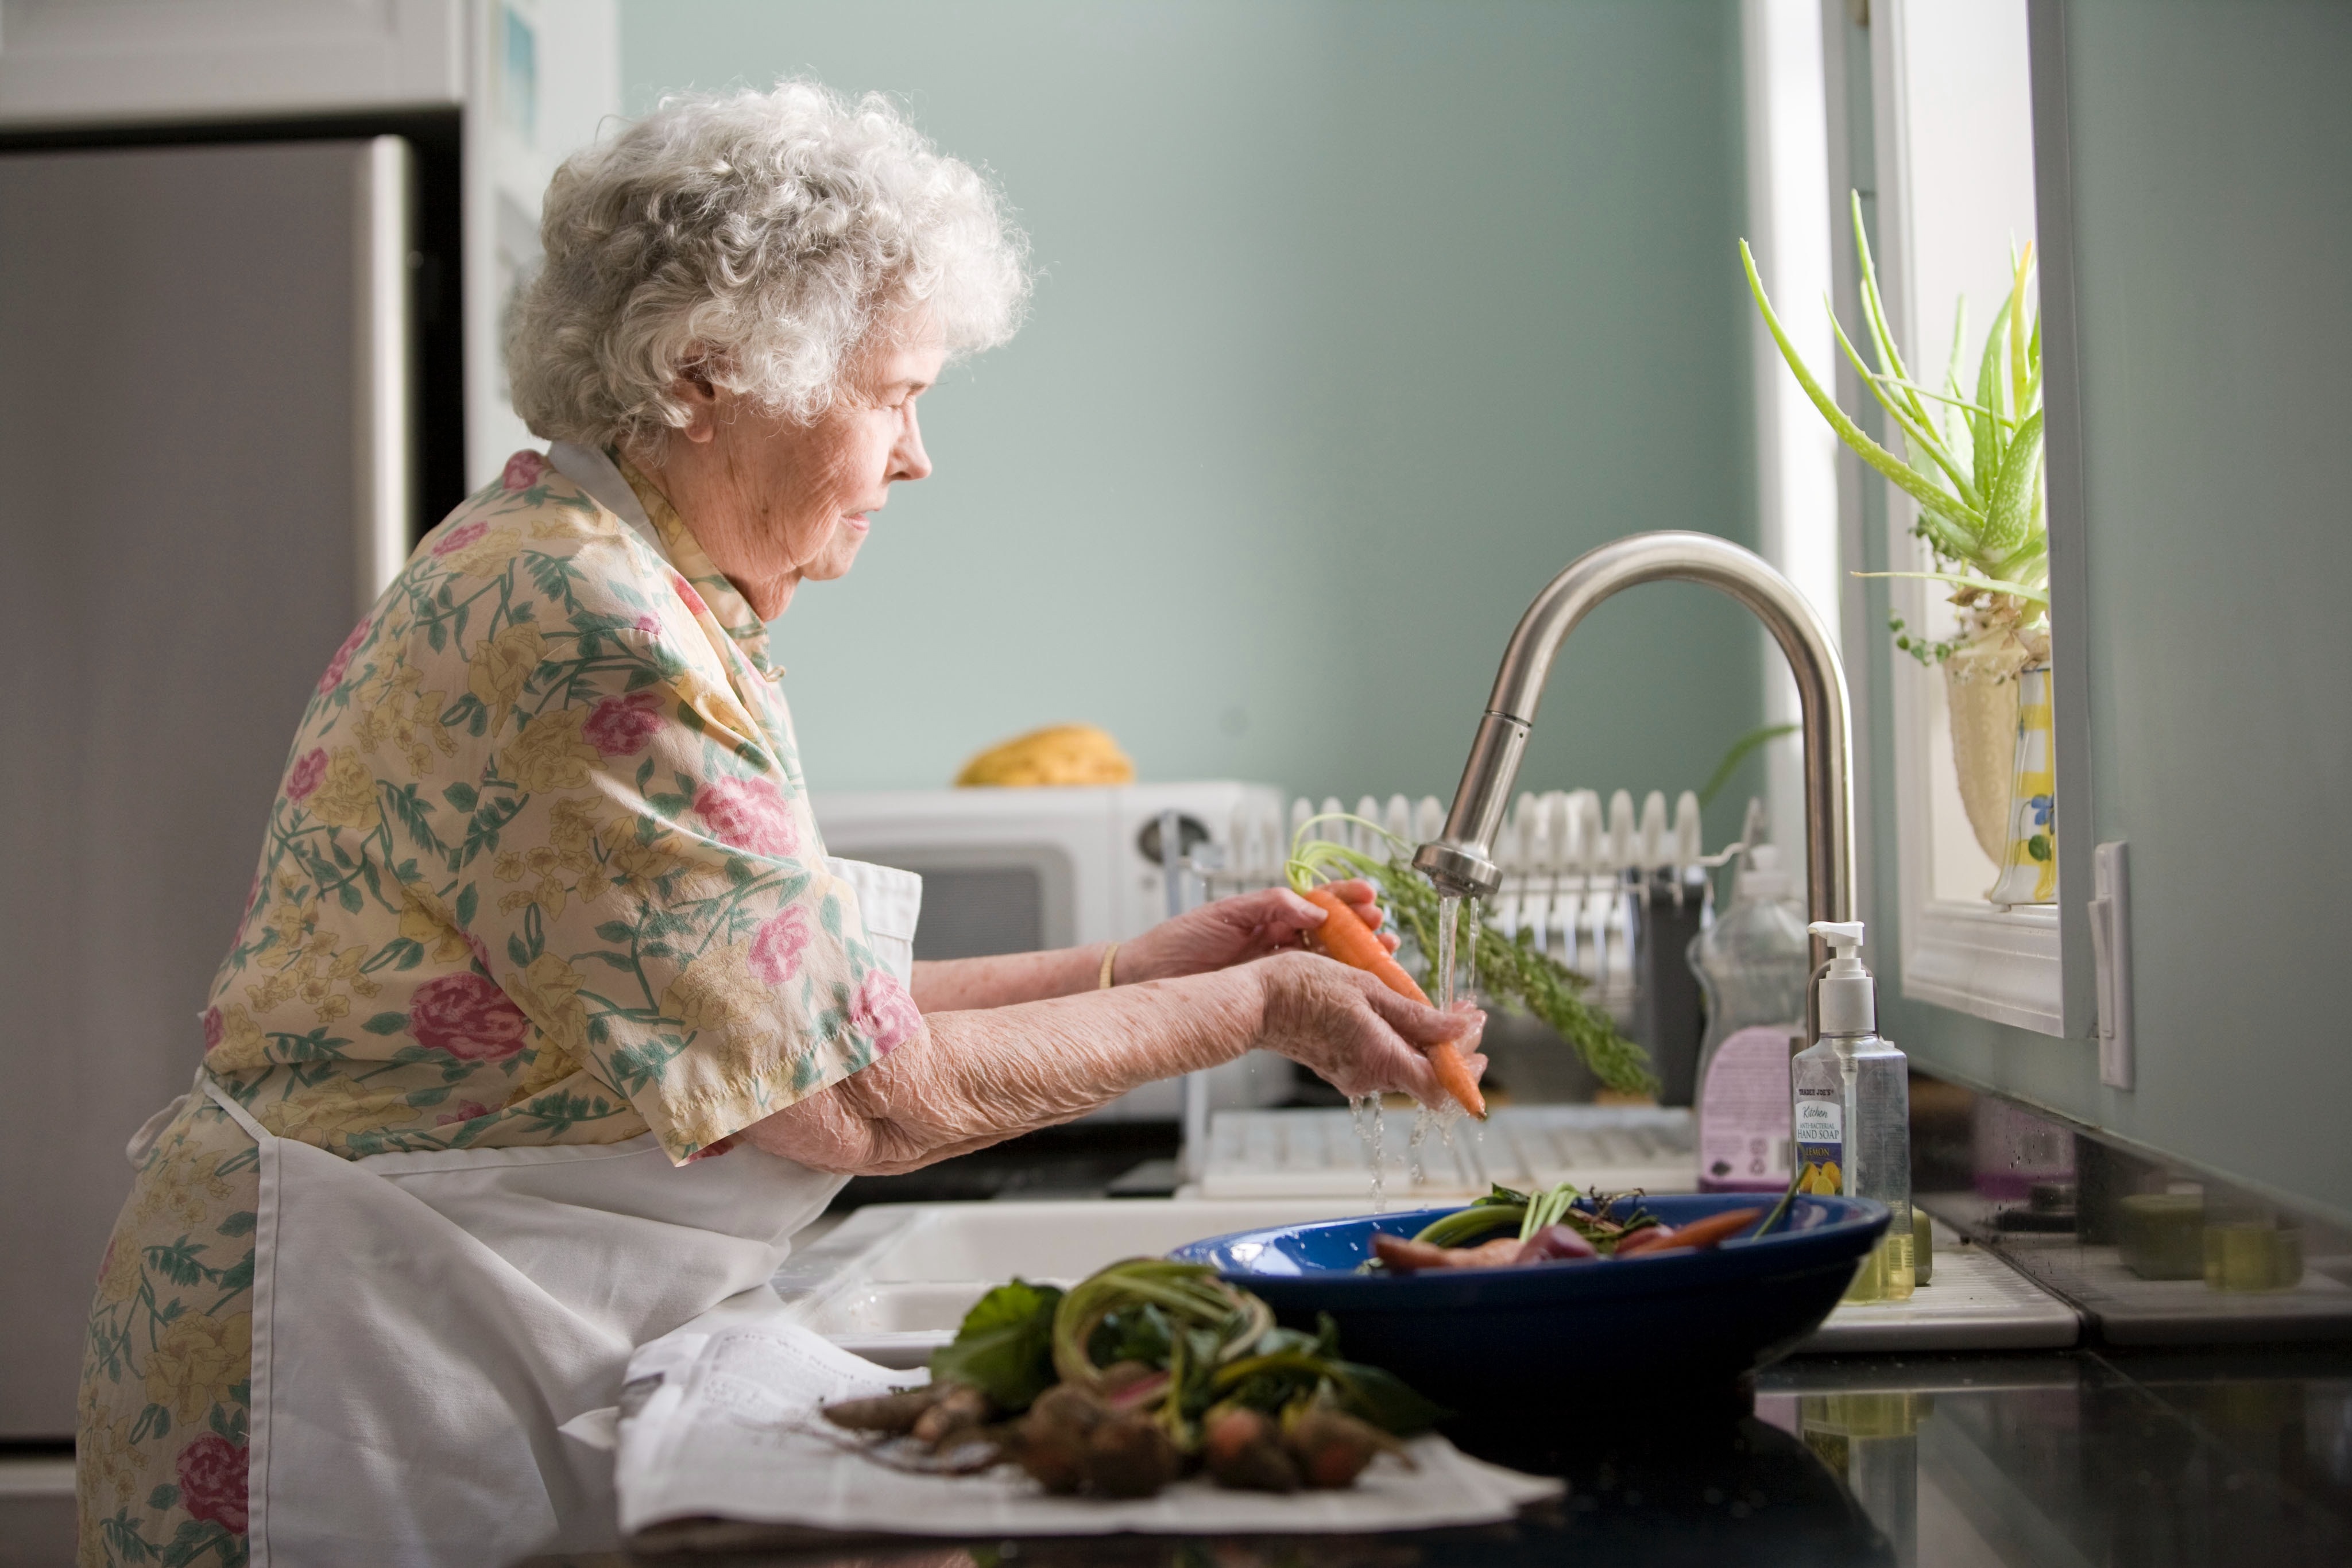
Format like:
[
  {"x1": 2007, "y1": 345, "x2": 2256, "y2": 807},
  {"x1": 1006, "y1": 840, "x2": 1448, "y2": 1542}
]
[{"x1": 1742, "y1": 193, "x2": 2049, "y2": 681}]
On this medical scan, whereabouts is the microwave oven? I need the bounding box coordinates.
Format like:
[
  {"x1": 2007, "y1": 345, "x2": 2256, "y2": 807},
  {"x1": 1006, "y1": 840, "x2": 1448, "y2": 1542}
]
[{"x1": 811, "y1": 781, "x2": 1293, "y2": 1120}]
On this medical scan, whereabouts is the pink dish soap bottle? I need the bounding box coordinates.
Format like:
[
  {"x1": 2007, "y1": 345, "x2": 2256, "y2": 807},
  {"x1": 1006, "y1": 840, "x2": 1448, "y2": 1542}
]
[{"x1": 1687, "y1": 843, "x2": 1809, "y2": 1193}]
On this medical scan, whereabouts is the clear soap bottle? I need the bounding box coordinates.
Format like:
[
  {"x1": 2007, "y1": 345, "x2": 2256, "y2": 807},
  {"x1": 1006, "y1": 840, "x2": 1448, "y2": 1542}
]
[
  {"x1": 1688, "y1": 844, "x2": 1809, "y2": 1192},
  {"x1": 1790, "y1": 920, "x2": 1914, "y2": 1302}
]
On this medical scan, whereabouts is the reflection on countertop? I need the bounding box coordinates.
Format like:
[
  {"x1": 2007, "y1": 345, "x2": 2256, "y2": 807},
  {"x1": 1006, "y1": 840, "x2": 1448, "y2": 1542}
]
[
  {"x1": 1912, "y1": 1074, "x2": 2352, "y2": 1346},
  {"x1": 522, "y1": 1347, "x2": 2352, "y2": 1568}
]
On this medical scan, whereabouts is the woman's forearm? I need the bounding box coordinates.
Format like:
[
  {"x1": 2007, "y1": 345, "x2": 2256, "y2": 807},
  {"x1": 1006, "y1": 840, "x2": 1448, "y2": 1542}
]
[
  {"x1": 745, "y1": 966, "x2": 1259, "y2": 1174},
  {"x1": 909, "y1": 944, "x2": 1113, "y2": 1011}
]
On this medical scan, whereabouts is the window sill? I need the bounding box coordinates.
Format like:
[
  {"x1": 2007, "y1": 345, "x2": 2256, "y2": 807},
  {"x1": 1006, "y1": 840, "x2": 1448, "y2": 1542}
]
[{"x1": 1901, "y1": 899, "x2": 2064, "y2": 1035}]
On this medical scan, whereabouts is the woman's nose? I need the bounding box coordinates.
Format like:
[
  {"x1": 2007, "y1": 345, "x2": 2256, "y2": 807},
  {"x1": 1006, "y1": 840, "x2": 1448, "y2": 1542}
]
[{"x1": 892, "y1": 407, "x2": 933, "y2": 482}]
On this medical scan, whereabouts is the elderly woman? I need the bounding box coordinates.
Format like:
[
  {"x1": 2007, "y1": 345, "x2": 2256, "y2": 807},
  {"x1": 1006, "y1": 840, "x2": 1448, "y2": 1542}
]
[{"x1": 76, "y1": 83, "x2": 1481, "y2": 1565}]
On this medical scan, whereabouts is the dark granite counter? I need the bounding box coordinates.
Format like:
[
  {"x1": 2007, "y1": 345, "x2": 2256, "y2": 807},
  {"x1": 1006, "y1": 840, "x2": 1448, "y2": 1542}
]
[{"x1": 522, "y1": 1345, "x2": 2352, "y2": 1567}]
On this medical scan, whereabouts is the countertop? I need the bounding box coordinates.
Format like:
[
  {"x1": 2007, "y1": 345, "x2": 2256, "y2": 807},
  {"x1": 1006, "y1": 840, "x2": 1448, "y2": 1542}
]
[{"x1": 520, "y1": 1344, "x2": 2352, "y2": 1567}]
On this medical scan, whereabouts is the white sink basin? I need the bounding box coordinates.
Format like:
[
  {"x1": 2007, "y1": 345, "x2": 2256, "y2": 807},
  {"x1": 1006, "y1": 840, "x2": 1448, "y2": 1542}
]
[
  {"x1": 773, "y1": 1198, "x2": 1371, "y2": 1366},
  {"x1": 769, "y1": 1202, "x2": 2083, "y2": 1368}
]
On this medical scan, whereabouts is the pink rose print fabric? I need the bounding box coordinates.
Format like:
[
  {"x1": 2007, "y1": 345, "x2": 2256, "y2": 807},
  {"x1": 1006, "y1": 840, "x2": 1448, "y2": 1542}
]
[
  {"x1": 849, "y1": 970, "x2": 923, "y2": 1056},
  {"x1": 748, "y1": 907, "x2": 813, "y2": 984},
  {"x1": 84, "y1": 451, "x2": 893, "y2": 1555},
  {"x1": 583, "y1": 690, "x2": 664, "y2": 757},
  {"x1": 501, "y1": 449, "x2": 550, "y2": 490},
  {"x1": 407, "y1": 973, "x2": 532, "y2": 1061},
  {"x1": 316, "y1": 615, "x2": 372, "y2": 693},
  {"x1": 694, "y1": 775, "x2": 798, "y2": 859},
  {"x1": 175, "y1": 1431, "x2": 250, "y2": 1535},
  {"x1": 285, "y1": 748, "x2": 327, "y2": 802},
  {"x1": 431, "y1": 517, "x2": 490, "y2": 557}
]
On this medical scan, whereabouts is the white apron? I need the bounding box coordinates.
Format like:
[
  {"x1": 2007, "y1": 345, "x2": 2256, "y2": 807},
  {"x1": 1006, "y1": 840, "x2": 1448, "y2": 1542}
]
[{"x1": 150, "y1": 855, "x2": 919, "y2": 1566}]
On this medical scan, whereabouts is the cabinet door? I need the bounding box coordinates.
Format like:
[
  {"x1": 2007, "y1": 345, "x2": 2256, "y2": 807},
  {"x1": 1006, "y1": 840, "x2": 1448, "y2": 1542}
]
[
  {"x1": 0, "y1": 0, "x2": 461, "y2": 123},
  {"x1": 0, "y1": 139, "x2": 404, "y2": 1436}
]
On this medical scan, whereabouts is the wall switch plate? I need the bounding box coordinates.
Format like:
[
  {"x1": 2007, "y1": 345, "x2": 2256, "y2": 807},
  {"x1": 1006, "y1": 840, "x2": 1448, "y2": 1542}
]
[{"x1": 2089, "y1": 841, "x2": 2134, "y2": 1089}]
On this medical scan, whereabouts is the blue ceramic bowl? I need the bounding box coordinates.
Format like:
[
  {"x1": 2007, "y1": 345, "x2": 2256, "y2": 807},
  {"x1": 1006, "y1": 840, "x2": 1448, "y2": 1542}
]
[{"x1": 1171, "y1": 1194, "x2": 1888, "y2": 1407}]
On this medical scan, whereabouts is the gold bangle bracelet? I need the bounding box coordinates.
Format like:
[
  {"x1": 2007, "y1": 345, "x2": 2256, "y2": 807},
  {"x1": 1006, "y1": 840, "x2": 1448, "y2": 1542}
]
[{"x1": 1097, "y1": 942, "x2": 1120, "y2": 990}]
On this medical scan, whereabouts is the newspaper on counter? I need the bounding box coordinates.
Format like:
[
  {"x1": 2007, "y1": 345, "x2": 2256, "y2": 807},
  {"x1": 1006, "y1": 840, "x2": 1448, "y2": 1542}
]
[{"x1": 611, "y1": 1305, "x2": 1562, "y2": 1541}]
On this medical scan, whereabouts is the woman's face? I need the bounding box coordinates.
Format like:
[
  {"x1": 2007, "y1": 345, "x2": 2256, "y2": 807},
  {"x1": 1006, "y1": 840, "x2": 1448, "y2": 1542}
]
[{"x1": 651, "y1": 313, "x2": 947, "y2": 619}]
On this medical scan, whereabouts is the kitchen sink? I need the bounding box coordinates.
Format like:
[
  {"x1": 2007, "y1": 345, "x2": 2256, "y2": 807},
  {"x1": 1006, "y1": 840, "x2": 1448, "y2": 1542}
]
[
  {"x1": 772, "y1": 1198, "x2": 1369, "y2": 1365},
  {"x1": 770, "y1": 1201, "x2": 2080, "y2": 1367}
]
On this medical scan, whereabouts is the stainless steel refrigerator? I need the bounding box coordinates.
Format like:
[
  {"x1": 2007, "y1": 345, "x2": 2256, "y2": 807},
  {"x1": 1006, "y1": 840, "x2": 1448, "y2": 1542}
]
[{"x1": 0, "y1": 135, "x2": 429, "y2": 1437}]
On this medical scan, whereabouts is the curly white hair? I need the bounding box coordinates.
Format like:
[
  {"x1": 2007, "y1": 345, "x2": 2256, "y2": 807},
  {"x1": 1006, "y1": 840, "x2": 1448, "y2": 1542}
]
[{"x1": 506, "y1": 80, "x2": 1030, "y2": 453}]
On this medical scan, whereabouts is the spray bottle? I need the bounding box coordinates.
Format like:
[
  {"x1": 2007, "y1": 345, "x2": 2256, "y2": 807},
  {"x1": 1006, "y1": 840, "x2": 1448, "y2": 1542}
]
[{"x1": 1789, "y1": 920, "x2": 1914, "y2": 1302}]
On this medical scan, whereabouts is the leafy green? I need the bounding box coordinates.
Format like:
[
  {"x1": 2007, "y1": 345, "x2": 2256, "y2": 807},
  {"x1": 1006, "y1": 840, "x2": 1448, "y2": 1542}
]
[
  {"x1": 1329, "y1": 1360, "x2": 1448, "y2": 1436},
  {"x1": 927, "y1": 1279, "x2": 1064, "y2": 1412},
  {"x1": 1284, "y1": 818, "x2": 1657, "y2": 1095},
  {"x1": 1086, "y1": 1301, "x2": 1174, "y2": 1370}
]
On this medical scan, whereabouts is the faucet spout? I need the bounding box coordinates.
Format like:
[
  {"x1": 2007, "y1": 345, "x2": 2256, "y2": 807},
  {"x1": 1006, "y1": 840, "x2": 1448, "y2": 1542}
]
[{"x1": 1411, "y1": 531, "x2": 1854, "y2": 946}]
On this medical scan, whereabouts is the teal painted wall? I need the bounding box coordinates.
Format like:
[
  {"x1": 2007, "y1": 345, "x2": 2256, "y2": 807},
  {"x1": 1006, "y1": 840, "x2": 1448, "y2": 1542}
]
[
  {"x1": 619, "y1": 1, "x2": 1763, "y2": 826},
  {"x1": 1876, "y1": 2, "x2": 2352, "y2": 1221}
]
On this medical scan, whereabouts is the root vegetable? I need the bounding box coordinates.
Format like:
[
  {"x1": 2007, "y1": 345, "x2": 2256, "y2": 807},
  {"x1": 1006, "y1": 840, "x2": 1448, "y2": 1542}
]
[
  {"x1": 1371, "y1": 1232, "x2": 1523, "y2": 1274},
  {"x1": 1283, "y1": 1405, "x2": 1405, "y2": 1489},
  {"x1": 1517, "y1": 1224, "x2": 1599, "y2": 1264},
  {"x1": 1616, "y1": 1207, "x2": 1763, "y2": 1256},
  {"x1": 1299, "y1": 885, "x2": 1486, "y2": 1120},
  {"x1": 1096, "y1": 1359, "x2": 1158, "y2": 1394},
  {"x1": 1204, "y1": 1406, "x2": 1302, "y2": 1493},
  {"x1": 820, "y1": 1385, "x2": 941, "y2": 1434},
  {"x1": 1005, "y1": 1383, "x2": 1107, "y2": 1493},
  {"x1": 910, "y1": 1383, "x2": 994, "y2": 1447},
  {"x1": 1085, "y1": 1411, "x2": 1183, "y2": 1498}
]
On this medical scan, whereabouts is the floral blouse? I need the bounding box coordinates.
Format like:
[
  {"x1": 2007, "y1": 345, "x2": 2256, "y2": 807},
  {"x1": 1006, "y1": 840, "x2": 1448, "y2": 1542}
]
[{"x1": 200, "y1": 449, "x2": 918, "y2": 1162}]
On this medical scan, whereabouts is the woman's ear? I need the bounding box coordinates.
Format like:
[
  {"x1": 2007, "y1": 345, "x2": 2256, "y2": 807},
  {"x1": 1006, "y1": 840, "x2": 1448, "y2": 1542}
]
[{"x1": 671, "y1": 358, "x2": 724, "y2": 445}]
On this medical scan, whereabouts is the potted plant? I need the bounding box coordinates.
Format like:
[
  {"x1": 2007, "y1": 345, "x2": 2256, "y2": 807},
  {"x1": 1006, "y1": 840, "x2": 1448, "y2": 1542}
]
[{"x1": 1742, "y1": 196, "x2": 2051, "y2": 894}]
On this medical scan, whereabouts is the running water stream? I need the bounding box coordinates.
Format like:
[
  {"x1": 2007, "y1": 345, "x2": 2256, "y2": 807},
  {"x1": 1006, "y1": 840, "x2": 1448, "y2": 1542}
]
[{"x1": 1353, "y1": 893, "x2": 1481, "y2": 1207}]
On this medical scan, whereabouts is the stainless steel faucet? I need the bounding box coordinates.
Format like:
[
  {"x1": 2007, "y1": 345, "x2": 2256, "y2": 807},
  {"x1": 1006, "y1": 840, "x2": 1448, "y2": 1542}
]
[{"x1": 1412, "y1": 531, "x2": 1855, "y2": 958}]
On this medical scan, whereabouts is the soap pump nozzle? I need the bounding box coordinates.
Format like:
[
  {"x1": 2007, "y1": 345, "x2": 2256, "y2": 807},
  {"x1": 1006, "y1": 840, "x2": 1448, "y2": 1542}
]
[{"x1": 1808, "y1": 919, "x2": 1876, "y2": 1036}]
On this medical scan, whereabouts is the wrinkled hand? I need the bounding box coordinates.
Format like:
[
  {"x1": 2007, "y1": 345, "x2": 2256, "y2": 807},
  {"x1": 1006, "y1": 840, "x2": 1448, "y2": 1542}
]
[
  {"x1": 1116, "y1": 881, "x2": 1396, "y2": 985},
  {"x1": 1249, "y1": 950, "x2": 1488, "y2": 1108}
]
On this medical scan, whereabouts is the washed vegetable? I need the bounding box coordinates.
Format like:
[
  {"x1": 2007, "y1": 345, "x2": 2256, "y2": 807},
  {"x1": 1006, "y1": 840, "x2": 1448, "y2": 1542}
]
[
  {"x1": 1287, "y1": 814, "x2": 1657, "y2": 1098},
  {"x1": 1519, "y1": 1224, "x2": 1600, "y2": 1264},
  {"x1": 1286, "y1": 826, "x2": 1486, "y2": 1118},
  {"x1": 1614, "y1": 1207, "x2": 1764, "y2": 1256},
  {"x1": 1365, "y1": 1185, "x2": 1768, "y2": 1273},
  {"x1": 1299, "y1": 884, "x2": 1432, "y2": 1006},
  {"x1": 825, "y1": 1256, "x2": 1444, "y2": 1500}
]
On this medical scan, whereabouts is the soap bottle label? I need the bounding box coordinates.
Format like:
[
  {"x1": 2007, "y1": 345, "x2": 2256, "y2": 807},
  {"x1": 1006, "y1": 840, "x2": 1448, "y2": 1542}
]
[
  {"x1": 1794, "y1": 1091, "x2": 1844, "y2": 1195},
  {"x1": 1698, "y1": 1025, "x2": 1796, "y2": 1192}
]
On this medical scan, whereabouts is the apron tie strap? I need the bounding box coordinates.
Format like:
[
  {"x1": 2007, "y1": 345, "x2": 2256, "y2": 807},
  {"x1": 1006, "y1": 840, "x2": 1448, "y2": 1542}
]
[{"x1": 200, "y1": 1073, "x2": 274, "y2": 1145}]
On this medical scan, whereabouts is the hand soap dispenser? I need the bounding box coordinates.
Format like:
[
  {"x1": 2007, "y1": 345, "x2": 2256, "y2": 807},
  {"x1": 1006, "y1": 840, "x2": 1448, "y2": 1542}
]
[{"x1": 1789, "y1": 920, "x2": 1914, "y2": 1302}]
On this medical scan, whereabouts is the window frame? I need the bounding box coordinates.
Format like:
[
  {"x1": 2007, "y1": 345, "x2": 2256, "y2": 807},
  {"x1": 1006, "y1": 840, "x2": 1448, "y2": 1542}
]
[{"x1": 1858, "y1": 0, "x2": 2095, "y2": 1038}]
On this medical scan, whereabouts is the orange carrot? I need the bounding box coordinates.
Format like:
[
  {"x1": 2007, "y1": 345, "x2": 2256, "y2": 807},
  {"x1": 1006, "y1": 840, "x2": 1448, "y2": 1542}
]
[
  {"x1": 1303, "y1": 886, "x2": 1487, "y2": 1120},
  {"x1": 1614, "y1": 1207, "x2": 1763, "y2": 1257}
]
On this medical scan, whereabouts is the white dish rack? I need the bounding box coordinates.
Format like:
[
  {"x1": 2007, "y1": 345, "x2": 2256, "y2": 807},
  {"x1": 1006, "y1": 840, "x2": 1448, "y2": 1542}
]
[
  {"x1": 1196, "y1": 787, "x2": 1730, "y2": 1019},
  {"x1": 1192, "y1": 1103, "x2": 1699, "y2": 1201}
]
